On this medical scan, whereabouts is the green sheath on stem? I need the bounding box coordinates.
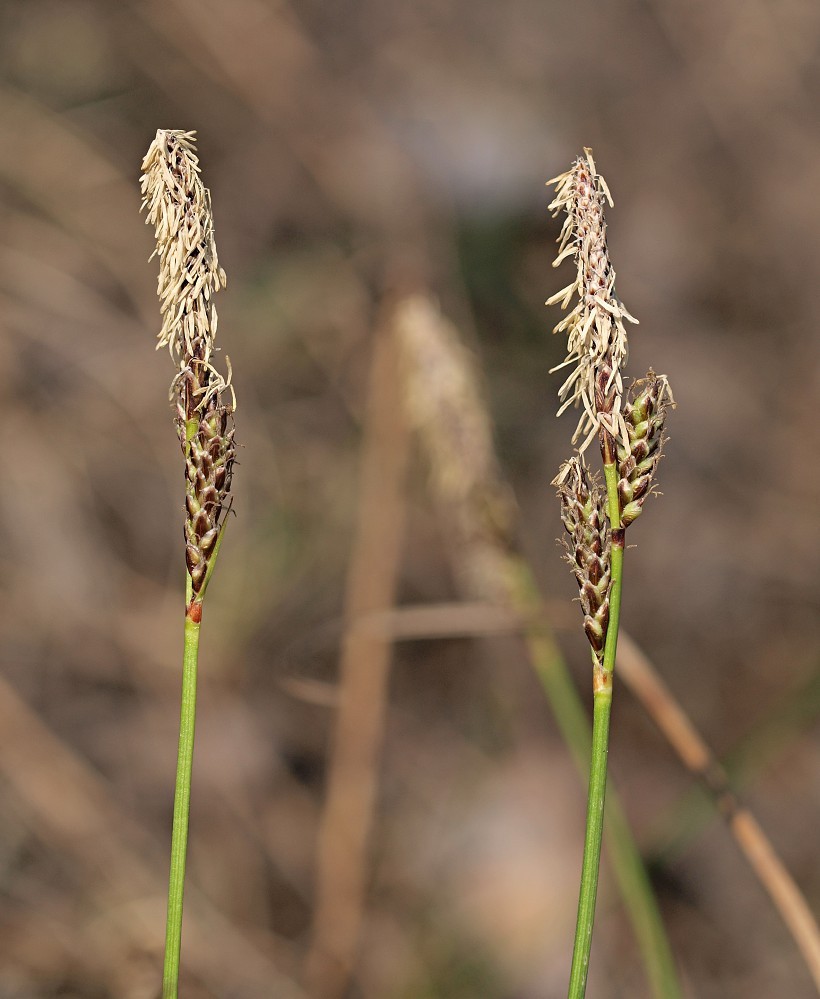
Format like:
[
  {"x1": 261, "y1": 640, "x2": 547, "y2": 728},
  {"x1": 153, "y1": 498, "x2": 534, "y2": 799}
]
[
  {"x1": 517, "y1": 568, "x2": 679, "y2": 999},
  {"x1": 162, "y1": 605, "x2": 202, "y2": 999},
  {"x1": 567, "y1": 689, "x2": 613, "y2": 997}
]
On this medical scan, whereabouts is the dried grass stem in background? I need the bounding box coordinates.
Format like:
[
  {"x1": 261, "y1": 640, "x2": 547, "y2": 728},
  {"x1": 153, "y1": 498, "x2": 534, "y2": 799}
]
[{"x1": 305, "y1": 315, "x2": 409, "y2": 999}]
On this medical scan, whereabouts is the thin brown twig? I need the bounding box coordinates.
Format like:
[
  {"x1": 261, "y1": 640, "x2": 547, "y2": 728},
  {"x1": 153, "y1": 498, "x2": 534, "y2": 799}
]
[
  {"x1": 304, "y1": 309, "x2": 410, "y2": 999},
  {"x1": 0, "y1": 671, "x2": 307, "y2": 999},
  {"x1": 350, "y1": 601, "x2": 820, "y2": 991},
  {"x1": 615, "y1": 631, "x2": 820, "y2": 993}
]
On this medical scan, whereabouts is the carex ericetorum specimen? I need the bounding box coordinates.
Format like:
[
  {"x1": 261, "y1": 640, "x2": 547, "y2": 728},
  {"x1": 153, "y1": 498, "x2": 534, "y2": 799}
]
[
  {"x1": 399, "y1": 295, "x2": 681, "y2": 998},
  {"x1": 548, "y1": 149, "x2": 674, "y2": 999},
  {"x1": 141, "y1": 128, "x2": 236, "y2": 610},
  {"x1": 141, "y1": 129, "x2": 236, "y2": 999}
]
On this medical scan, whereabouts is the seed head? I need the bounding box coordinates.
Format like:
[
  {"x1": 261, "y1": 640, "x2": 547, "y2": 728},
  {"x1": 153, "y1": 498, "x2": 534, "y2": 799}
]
[
  {"x1": 557, "y1": 457, "x2": 612, "y2": 660},
  {"x1": 140, "y1": 130, "x2": 227, "y2": 367},
  {"x1": 141, "y1": 129, "x2": 236, "y2": 601},
  {"x1": 617, "y1": 372, "x2": 674, "y2": 527},
  {"x1": 547, "y1": 149, "x2": 636, "y2": 453}
]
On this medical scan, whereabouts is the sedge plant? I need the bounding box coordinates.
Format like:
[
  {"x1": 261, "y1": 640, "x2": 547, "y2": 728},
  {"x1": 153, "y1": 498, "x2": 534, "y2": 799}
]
[
  {"x1": 395, "y1": 295, "x2": 680, "y2": 998},
  {"x1": 547, "y1": 150, "x2": 674, "y2": 998},
  {"x1": 140, "y1": 129, "x2": 237, "y2": 999}
]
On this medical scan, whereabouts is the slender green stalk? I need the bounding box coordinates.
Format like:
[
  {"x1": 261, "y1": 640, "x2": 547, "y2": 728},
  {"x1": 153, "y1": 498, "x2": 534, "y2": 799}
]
[
  {"x1": 162, "y1": 602, "x2": 202, "y2": 999},
  {"x1": 395, "y1": 296, "x2": 679, "y2": 997},
  {"x1": 141, "y1": 131, "x2": 236, "y2": 993},
  {"x1": 513, "y1": 561, "x2": 680, "y2": 999},
  {"x1": 549, "y1": 150, "x2": 674, "y2": 995},
  {"x1": 567, "y1": 686, "x2": 613, "y2": 998},
  {"x1": 567, "y1": 448, "x2": 624, "y2": 999}
]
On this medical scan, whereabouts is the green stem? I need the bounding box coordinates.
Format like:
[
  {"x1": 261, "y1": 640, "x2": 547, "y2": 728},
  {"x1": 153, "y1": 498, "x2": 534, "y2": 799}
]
[
  {"x1": 509, "y1": 561, "x2": 681, "y2": 999},
  {"x1": 567, "y1": 453, "x2": 625, "y2": 999},
  {"x1": 162, "y1": 600, "x2": 202, "y2": 999},
  {"x1": 567, "y1": 680, "x2": 613, "y2": 997}
]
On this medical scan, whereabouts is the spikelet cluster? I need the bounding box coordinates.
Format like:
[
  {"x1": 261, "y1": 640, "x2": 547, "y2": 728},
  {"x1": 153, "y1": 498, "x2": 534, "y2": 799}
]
[
  {"x1": 557, "y1": 458, "x2": 612, "y2": 661},
  {"x1": 548, "y1": 148, "x2": 637, "y2": 453},
  {"x1": 141, "y1": 129, "x2": 236, "y2": 599},
  {"x1": 617, "y1": 372, "x2": 674, "y2": 527}
]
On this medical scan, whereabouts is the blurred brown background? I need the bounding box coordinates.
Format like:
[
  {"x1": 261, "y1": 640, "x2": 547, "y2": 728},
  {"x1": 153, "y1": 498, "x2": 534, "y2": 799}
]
[{"x1": 1, "y1": 0, "x2": 819, "y2": 997}]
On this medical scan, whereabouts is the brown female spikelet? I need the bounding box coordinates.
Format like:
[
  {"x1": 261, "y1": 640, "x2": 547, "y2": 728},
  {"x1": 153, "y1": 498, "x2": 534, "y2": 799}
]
[
  {"x1": 548, "y1": 148, "x2": 637, "y2": 454},
  {"x1": 617, "y1": 372, "x2": 674, "y2": 527},
  {"x1": 140, "y1": 129, "x2": 236, "y2": 601},
  {"x1": 557, "y1": 457, "x2": 612, "y2": 661}
]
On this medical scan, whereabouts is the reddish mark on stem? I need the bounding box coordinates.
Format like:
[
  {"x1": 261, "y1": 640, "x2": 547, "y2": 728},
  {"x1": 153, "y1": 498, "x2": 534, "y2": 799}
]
[
  {"x1": 187, "y1": 601, "x2": 203, "y2": 624},
  {"x1": 593, "y1": 666, "x2": 612, "y2": 695},
  {"x1": 599, "y1": 428, "x2": 616, "y2": 466}
]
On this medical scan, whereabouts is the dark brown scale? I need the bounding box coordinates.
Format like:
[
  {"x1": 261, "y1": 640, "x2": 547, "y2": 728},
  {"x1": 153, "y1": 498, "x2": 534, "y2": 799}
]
[
  {"x1": 558, "y1": 460, "x2": 613, "y2": 666},
  {"x1": 200, "y1": 528, "x2": 219, "y2": 554}
]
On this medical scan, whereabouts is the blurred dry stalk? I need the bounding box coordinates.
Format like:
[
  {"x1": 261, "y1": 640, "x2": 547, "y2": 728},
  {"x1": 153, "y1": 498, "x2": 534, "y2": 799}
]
[
  {"x1": 305, "y1": 311, "x2": 410, "y2": 999},
  {"x1": 651, "y1": 665, "x2": 820, "y2": 864},
  {"x1": 615, "y1": 632, "x2": 820, "y2": 992},
  {"x1": 3, "y1": 2, "x2": 820, "y2": 996},
  {"x1": 0, "y1": 670, "x2": 307, "y2": 999},
  {"x1": 139, "y1": 0, "x2": 429, "y2": 238},
  {"x1": 362, "y1": 597, "x2": 820, "y2": 992}
]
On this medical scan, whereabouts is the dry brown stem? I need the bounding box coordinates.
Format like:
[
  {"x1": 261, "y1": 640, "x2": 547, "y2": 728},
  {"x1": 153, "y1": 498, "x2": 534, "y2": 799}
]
[
  {"x1": 0, "y1": 671, "x2": 307, "y2": 998},
  {"x1": 343, "y1": 600, "x2": 820, "y2": 991},
  {"x1": 616, "y1": 631, "x2": 820, "y2": 991},
  {"x1": 304, "y1": 311, "x2": 410, "y2": 999}
]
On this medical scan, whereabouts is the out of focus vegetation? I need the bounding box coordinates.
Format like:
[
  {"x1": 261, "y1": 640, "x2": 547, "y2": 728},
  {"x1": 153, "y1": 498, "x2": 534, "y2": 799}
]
[{"x1": 1, "y1": 1, "x2": 820, "y2": 996}]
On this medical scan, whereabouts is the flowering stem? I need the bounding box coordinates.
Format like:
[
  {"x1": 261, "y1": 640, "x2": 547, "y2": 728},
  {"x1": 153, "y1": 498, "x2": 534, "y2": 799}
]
[
  {"x1": 515, "y1": 564, "x2": 679, "y2": 998},
  {"x1": 141, "y1": 130, "x2": 235, "y2": 997},
  {"x1": 567, "y1": 448, "x2": 625, "y2": 999},
  {"x1": 162, "y1": 599, "x2": 201, "y2": 999}
]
